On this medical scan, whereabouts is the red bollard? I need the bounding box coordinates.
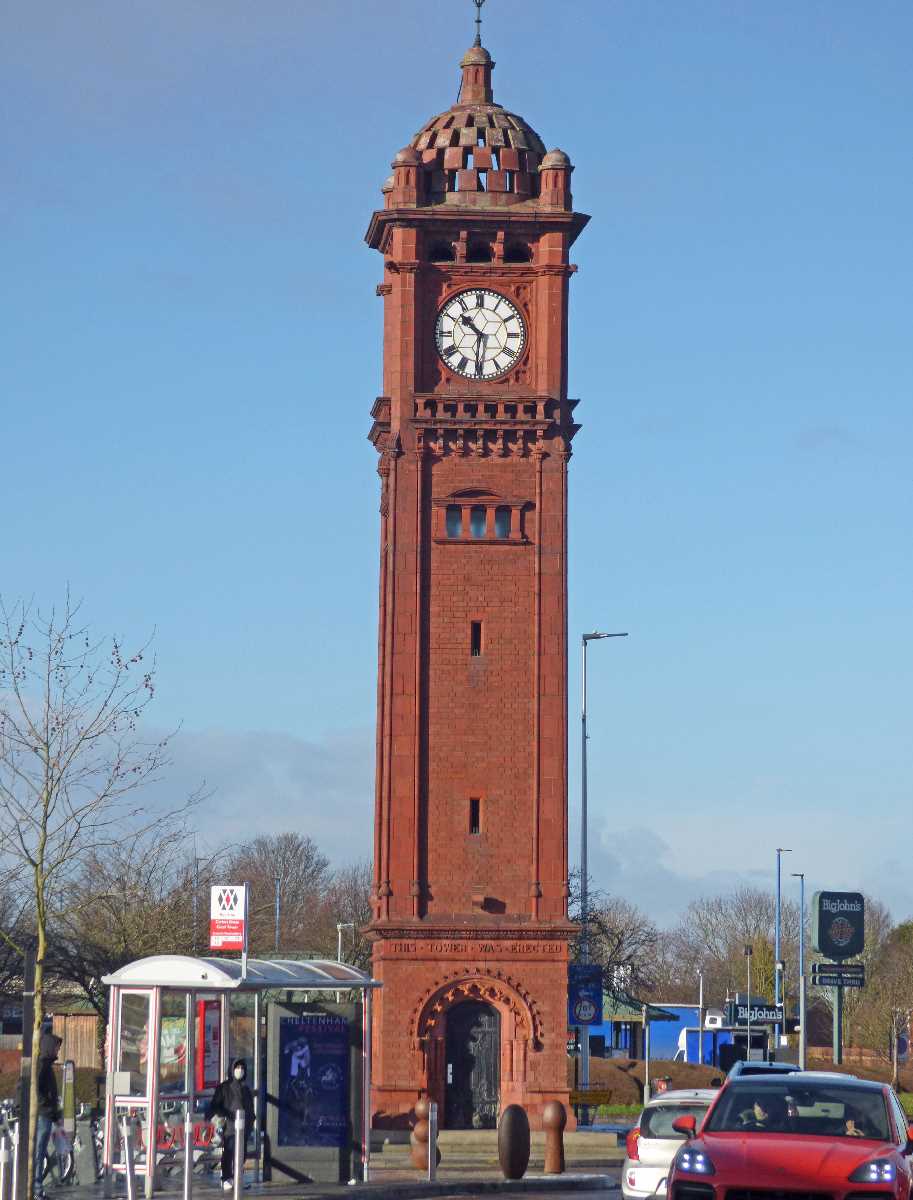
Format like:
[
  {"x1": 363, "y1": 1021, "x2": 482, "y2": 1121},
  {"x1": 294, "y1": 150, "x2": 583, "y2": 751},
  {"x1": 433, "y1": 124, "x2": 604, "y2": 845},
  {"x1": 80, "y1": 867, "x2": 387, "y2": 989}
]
[{"x1": 543, "y1": 1101, "x2": 567, "y2": 1174}]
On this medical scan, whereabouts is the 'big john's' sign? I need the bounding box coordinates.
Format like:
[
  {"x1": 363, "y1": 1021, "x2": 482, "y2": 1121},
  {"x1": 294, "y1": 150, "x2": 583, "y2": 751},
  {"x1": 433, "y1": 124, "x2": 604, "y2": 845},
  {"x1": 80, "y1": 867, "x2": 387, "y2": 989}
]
[
  {"x1": 812, "y1": 891, "x2": 865, "y2": 960},
  {"x1": 726, "y1": 1000, "x2": 781, "y2": 1026}
]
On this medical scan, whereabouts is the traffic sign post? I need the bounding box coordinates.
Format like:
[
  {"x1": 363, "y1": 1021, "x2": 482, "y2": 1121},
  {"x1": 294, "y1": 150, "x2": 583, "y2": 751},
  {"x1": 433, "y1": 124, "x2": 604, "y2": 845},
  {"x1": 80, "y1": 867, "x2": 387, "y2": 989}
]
[
  {"x1": 810, "y1": 957, "x2": 866, "y2": 1066},
  {"x1": 812, "y1": 961, "x2": 865, "y2": 989}
]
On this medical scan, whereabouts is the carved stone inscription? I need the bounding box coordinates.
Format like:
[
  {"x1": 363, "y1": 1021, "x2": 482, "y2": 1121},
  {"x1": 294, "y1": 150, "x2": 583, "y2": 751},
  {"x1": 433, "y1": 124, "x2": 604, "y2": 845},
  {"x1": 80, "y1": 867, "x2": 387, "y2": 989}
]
[{"x1": 387, "y1": 941, "x2": 564, "y2": 956}]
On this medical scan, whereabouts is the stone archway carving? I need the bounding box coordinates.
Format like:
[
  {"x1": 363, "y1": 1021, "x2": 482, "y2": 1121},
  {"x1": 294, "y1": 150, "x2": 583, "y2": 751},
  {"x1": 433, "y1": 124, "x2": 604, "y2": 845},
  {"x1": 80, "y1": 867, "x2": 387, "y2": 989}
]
[
  {"x1": 410, "y1": 967, "x2": 543, "y2": 1047},
  {"x1": 409, "y1": 968, "x2": 544, "y2": 1116}
]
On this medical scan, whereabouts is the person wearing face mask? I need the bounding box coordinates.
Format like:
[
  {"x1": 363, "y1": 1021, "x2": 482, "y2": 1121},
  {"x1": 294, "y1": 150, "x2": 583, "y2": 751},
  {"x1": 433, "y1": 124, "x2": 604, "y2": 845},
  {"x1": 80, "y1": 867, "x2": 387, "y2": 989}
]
[{"x1": 206, "y1": 1058, "x2": 255, "y2": 1191}]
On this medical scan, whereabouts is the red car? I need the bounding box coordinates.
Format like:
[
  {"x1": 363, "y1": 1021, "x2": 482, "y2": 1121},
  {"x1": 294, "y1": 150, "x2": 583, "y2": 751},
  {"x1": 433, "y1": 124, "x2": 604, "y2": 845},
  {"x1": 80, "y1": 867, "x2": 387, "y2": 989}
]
[{"x1": 667, "y1": 1072, "x2": 913, "y2": 1200}]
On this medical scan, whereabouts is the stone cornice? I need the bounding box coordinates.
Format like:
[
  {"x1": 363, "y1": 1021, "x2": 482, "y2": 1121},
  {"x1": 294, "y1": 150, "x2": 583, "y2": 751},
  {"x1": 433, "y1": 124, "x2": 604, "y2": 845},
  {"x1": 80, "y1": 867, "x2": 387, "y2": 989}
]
[
  {"x1": 367, "y1": 923, "x2": 576, "y2": 941},
  {"x1": 365, "y1": 206, "x2": 590, "y2": 251}
]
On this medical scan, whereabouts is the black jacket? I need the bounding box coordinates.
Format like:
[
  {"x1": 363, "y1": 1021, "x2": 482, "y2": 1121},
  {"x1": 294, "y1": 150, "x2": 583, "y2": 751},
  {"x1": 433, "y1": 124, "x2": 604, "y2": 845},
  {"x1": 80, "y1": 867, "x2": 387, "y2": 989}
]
[
  {"x1": 206, "y1": 1060, "x2": 254, "y2": 1130},
  {"x1": 36, "y1": 1033, "x2": 62, "y2": 1121}
]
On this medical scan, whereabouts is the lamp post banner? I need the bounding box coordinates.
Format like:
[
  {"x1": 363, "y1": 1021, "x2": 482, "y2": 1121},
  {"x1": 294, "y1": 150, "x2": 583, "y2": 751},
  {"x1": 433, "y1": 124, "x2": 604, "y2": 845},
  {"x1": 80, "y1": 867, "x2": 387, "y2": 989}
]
[
  {"x1": 568, "y1": 964, "x2": 603, "y2": 1026},
  {"x1": 209, "y1": 884, "x2": 248, "y2": 952},
  {"x1": 811, "y1": 891, "x2": 865, "y2": 960}
]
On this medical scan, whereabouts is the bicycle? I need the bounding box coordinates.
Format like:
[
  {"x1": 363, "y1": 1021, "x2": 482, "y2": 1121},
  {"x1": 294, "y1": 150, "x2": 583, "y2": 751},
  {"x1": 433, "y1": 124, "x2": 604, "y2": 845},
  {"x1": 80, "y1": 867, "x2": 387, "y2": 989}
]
[{"x1": 0, "y1": 1097, "x2": 75, "y2": 1187}]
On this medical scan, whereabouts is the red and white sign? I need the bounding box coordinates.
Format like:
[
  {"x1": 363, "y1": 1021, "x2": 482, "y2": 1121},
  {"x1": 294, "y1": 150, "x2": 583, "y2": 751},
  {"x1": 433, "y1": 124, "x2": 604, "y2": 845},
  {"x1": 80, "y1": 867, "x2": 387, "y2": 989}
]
[{"x1": 209, "y1": 884, "x2": 248, "y2": 952}]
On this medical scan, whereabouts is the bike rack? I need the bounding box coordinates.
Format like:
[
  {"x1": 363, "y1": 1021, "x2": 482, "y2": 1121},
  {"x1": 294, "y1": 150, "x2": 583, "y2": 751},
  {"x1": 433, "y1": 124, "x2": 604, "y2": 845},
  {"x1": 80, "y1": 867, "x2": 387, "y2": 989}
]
[
  {"x1": 0, "y1": 1132, "x2": 11, "y2": 1200},
  {"x1": 121, "y1": 1119, "x2": 137, "y2": 1200}
]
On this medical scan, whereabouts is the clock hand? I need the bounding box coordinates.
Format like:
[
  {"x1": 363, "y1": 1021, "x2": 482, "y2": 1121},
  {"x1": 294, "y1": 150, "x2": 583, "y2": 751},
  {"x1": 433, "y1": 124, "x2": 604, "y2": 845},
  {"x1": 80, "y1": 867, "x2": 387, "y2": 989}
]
[
  {"x1": 474, "y1": 332, "x2": 488, "y2": 374},
  {"x1": 460, "y1": 313, "x2": 484, "y2": 336}
]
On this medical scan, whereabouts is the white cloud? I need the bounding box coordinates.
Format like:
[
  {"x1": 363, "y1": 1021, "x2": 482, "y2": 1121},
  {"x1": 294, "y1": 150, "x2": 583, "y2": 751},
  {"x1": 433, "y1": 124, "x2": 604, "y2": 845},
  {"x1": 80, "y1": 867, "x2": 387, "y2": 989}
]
[
  {"x1": 143, "y1": 725, "x2": 374, "y2": 866},
  {"x1": 142, "y1": 727, "x2": 913, "y2": 929}
]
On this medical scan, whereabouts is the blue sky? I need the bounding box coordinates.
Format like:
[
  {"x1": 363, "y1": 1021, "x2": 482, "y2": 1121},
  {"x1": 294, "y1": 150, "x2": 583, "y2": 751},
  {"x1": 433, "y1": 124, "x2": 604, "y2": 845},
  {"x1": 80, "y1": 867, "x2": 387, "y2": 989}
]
[{"x1": 3, "y1": 1, "x2": 911, "y2": 925}]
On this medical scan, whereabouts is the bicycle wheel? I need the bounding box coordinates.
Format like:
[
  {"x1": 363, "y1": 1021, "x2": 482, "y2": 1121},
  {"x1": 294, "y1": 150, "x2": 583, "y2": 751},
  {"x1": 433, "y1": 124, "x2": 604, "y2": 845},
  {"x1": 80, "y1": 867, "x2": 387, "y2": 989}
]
[{"x1": 43, "y1": 1148, "x2": 74, "y2": 1185}]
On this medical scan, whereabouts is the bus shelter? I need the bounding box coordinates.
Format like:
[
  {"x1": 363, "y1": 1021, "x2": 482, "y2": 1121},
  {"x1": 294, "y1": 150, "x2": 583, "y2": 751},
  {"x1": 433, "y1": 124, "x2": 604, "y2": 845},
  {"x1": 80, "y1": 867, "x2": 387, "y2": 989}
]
[{"x1": 102, "y1": 955, "x2": 379, "y2": 1195}]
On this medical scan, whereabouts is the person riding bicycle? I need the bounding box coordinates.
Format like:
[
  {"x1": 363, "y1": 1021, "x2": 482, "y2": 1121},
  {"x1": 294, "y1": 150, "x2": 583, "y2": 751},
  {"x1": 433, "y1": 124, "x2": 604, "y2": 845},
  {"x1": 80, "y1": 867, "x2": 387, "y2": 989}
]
[
  {"x1": 206, "y1": 1059, "x2": 254, "y2": 1192},
  {"x1": 34, "y1": 1027, "x2": 63, "y2": 1200}
]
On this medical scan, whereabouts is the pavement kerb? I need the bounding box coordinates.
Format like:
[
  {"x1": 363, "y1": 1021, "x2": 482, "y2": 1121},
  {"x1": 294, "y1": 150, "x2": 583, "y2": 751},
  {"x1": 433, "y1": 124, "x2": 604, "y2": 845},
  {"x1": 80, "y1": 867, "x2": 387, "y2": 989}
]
[{"x1": 297, "y1": 1175, "x2": 616, "y2": 1200}]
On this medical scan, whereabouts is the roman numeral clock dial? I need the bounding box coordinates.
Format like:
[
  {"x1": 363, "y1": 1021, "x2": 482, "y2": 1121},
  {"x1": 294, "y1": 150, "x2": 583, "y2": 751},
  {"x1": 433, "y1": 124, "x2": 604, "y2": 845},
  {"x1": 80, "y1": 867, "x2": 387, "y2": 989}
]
[{"x1": 435, "y1": 288, "x2": 526, "y2": 380}]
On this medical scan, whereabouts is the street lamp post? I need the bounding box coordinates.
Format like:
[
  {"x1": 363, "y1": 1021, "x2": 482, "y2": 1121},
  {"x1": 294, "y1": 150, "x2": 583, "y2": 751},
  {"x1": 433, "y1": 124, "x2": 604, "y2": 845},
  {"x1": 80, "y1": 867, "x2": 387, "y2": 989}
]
[
  {"x1": 696, "y1": 969, "x2": 704, "y2": 1067},
  {"x1": 580, "y1": 630, "x2": 628, "y2": 1100},
  {"x1": 792, "y1": 872, "x2": 806, "y2": 1069},
  {"x1": 337, "y1": 922, "x2": 356, "y2": 963},
  {"x1": 744, "y1": 944, "x2": 753, "y2": 1063},
  {"x1": 775, "y1": 848, "x2": 791, "y2": 1048}
]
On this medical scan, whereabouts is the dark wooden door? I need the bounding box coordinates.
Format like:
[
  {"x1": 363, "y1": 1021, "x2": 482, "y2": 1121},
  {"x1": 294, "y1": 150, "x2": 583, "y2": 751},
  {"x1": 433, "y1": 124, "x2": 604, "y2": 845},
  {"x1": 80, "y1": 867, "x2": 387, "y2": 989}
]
[{"x1": 444, "y1": 1001, "x2": 500, "y2": 1129}]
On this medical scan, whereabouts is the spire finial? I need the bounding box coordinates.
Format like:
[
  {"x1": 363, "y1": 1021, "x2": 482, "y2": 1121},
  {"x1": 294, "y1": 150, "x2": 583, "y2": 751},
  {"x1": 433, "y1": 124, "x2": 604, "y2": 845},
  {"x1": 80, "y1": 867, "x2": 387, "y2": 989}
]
[{"x1": 473, "y1": 0, "x2": 485, "y2": 47}]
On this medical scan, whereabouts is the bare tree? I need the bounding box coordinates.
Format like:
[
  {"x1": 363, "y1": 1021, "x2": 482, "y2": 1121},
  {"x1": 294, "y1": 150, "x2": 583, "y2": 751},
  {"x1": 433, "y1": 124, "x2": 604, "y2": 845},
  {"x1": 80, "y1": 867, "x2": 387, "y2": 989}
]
[
  {"x1": 649, "y1": 929, "x2": 702, "y2": 1003},
  {"x1": 842, "y1": 923, "x2": 913, "y2": 1084},
  {"x1": 317, "y1": 860, "x2": 373, "y2": 969},
  {"x1": 226, "y1": 832, "x2": 330, "y2": 954},
  {"x1": 569, "y1": 871, "x2": 659, "y2": 1000},
  {"x1": 669, "y1": 886, "x2": 801, "y2": 1005},
  {"x1": 820, "y1": 896, "x2": 896, "y2": 1056},
  {"x1": 49, "y1": 837, "x2": 220, "y2": 1018},
  {"x1": 0, "y1": 596, "x2": 192, "y2": 1191}
]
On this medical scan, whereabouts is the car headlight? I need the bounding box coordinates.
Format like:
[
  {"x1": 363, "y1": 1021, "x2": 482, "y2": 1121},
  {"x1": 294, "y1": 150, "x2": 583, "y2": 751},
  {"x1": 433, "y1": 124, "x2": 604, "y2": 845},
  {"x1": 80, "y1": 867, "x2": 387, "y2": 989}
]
[
  {"x1": 849, "y1": 1159, "x2": 896, "y2": 1183},
  {"x1": 675, "y1": 1146, "x2": 715, "y2": 1175}
]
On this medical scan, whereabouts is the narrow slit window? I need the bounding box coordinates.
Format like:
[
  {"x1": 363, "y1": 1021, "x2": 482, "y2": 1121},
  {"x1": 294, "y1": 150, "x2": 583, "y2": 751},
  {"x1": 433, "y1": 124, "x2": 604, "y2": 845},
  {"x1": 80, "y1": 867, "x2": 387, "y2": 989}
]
[
  {"x1": 470, "y1": 506, "x2": 487, "y2": 537},
  {"x1": 494, "y1": 507, "x2": 511, "y2": 538},
  {"x1": 470, "y1": 621, "x2": 482, "y2": 657},
  {"x1": 469, "y1": 797, "x2": 481, "y2": 835},
  {"x1": 446, "y1": 506, "x2": 462, "y2": 537}
]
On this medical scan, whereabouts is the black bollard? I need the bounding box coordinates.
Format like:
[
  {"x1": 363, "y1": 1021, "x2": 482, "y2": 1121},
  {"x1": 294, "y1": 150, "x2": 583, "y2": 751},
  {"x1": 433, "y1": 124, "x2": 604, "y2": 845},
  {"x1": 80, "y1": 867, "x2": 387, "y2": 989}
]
[{"x1": 497, "y1": 1105, "x2": 530, "y2": 1180}]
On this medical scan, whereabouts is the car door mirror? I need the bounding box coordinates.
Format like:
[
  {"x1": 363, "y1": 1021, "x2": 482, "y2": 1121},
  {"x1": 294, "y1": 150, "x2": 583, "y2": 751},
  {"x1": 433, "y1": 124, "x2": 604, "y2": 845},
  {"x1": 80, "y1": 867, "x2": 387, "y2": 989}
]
[
  {"x1": 673, "y1": 1115, "x2": 697, "y2": 1138},
  {"x1": 905, "y1": 1124, "x2": 913, "y2": 1153}
]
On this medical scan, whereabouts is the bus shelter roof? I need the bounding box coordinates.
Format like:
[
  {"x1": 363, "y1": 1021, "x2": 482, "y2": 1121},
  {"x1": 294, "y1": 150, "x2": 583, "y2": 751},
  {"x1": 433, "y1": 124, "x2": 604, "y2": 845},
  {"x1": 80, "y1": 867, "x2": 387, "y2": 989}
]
[{"x1": 102, "y1": 954, "x2": 379, "y2": 991}]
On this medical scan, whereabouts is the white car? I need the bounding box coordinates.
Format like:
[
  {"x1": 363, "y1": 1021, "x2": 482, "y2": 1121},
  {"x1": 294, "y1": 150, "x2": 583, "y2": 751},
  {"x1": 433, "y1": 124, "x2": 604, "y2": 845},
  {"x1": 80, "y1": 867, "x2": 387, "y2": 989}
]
[{"x1": 621, "y1": 1088, "x2": 718, "y2": 1200}]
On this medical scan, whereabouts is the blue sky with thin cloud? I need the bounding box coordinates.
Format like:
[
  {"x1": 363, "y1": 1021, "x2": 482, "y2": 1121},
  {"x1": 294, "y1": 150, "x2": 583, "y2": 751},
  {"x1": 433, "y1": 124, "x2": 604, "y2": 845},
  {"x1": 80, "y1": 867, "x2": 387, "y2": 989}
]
[{"x1": 4, "y1": 1, "x2": 911, "y2": 925}]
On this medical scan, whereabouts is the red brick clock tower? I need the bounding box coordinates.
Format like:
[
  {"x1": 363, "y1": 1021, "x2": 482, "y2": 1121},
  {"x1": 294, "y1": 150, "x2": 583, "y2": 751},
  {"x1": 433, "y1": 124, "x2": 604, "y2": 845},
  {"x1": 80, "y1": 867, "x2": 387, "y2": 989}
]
[{"x1": 366, "y1": 28, "x2": 588, "y2": 1131}]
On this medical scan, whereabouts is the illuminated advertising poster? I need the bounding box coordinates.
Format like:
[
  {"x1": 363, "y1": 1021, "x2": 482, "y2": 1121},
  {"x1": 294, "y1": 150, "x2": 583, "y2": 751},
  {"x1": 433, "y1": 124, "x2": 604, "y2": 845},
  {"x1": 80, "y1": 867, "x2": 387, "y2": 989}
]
[
  {"x1": 277, "y1": 1014, "x2": 348, "y2": 1148},
  {"x1": 196, "y1": 999, "x2": 221, "y2": 1091},
  {"x1": 160, "y1": 1017, "x2": 188, "y2": 1094}
]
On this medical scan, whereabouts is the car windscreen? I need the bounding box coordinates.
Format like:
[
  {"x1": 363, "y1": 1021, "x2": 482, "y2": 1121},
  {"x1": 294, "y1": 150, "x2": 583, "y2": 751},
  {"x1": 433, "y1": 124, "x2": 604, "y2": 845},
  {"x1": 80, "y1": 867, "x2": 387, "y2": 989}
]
[
  {"x1": 706, "y1": 1081, "x2": 890, "y2": 1140},
  {"x1": 735, "y1": 1065, "x2": 800, "y2": 1076},
  {"x1": 641, "y1": 1103, "x2": 711, "y2": 1139}
]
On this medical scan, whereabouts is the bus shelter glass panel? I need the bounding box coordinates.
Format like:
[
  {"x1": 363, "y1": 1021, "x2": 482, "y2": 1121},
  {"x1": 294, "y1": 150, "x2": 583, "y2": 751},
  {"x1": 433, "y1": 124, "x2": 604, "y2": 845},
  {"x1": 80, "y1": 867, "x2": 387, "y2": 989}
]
[
  {"x1": 160, "y1": 992, "x2": 188, "y2": 1096},
  {"x1": 109, "y1": 1101, "x2": 150, "y2": 1170},
  {"x1": 229, "y1": 992, "x2": 256, "y2": 1077},
  {"x1": 118, "y1": 992, "x2": 151, "y2": 1096},
  {"x1": 195, "y1": 995, "x2": 222, "y2": 1093}
]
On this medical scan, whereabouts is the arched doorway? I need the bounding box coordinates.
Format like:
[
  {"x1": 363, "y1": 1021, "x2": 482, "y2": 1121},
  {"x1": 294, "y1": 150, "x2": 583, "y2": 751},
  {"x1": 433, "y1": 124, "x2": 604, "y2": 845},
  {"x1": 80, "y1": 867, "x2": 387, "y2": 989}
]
[{"x1": 444, "y1": 1000, "x2": 500, "y2": 1129}]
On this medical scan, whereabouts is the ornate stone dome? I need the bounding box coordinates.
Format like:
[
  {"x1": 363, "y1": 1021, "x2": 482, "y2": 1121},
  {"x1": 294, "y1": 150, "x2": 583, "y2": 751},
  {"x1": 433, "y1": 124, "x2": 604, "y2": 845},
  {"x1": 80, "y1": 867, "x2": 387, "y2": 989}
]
[{"x1": 403, "y1": 43, "x2": 552, "y2": 206}]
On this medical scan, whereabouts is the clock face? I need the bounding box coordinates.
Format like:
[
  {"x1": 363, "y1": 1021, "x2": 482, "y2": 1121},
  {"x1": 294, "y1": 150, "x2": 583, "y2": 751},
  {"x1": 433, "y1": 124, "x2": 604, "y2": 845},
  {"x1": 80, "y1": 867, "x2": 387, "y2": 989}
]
[{"x1": 435, "y1": 289, "x2": 526, "y2": 380}]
